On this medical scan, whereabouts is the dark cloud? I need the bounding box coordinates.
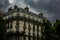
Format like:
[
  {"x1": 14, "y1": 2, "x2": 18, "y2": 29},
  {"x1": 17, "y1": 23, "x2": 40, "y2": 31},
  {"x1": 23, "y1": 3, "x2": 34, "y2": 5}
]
[
  {"x1": 0, "y1": 0, "x2": 60, "y2": 22},
  {"x1": 24, "y1": 0, "x2": 60, "y2": 22},
  {"x1": 0, "y1": 0, "x2": 10, "y2": 10}
]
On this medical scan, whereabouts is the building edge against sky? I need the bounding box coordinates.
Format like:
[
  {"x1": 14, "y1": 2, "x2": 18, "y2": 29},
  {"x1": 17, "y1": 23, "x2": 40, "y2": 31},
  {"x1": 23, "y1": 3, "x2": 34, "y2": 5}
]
[{"x1": 1, "y1": 5, "x2": 47, "y2": 40}]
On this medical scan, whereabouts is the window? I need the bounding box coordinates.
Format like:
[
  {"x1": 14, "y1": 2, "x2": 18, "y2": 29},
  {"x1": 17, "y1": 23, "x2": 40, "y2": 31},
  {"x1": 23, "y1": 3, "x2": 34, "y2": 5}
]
[
  {"x1": 16, "y1": 13, "x2": 20, "y2": 16},
  {"x1": 6, "y1": 24, "x2": 9, "y2": 32},
  {"x1": 39, "y1": 38, "x2": 41, "y2": 40},
  {"x1": 25, "y1": 28, "x2": 29, "y2": 35},
  {"x1": 19, "y1": 21, "x2": 24, "y2": 32},
  {"x1": 35, "y1": 17, "x2": 37, "y2": 21},
  {"x1": 23, "y1": 13, "x2": 26, "y2": 17},
  {"x1": 35, "y1": 38, "x2": 37, "y2": 40},
  {"x1": 30, "y1": 23, "x2": 33, "y2": 29},
  {"x1": 30, "y1": 37, "x2": 33, "y2": 40},
  {"x1": 39, "y1": 26, "x2": 41, "y2": 31},
  {"x1": 26, "y1": 36, "x2": 28, "y2": 40},
  {"x1": 26, "y1": 22, "x2": 29, "y2": 28},
  {"x1": 12, "y1": 21, "x2": 16, "y2": 32},
  {"x1": 12, "y1": 21, "x2": 16, "y2": 27},
  {"x1": 19, "y1": 36, "x2": 24, "y2": 40},
  {"x1": 39, "y1": 31, "x2": 41, "y2": 37},
  {"x1": 13, "y1": 13, "x2": 16, "y2": 16},
  {"x1": 19, "y1": 21, "x2": 24, "y2": 26},
  {"x1": 38, "y1": 19, "x2": 40, "y2": 22},
  {"x1": 30, "y1": 29, "x2": 33, "y2": 36},
  {"x1": 15, "y1": 36, "x2": 19, "y2": 40},
  {"x1": 34, "y1": 31, "x2": 37, "y2": 36},
  {"x1": 30, "y1": 16, "x2": 33, "y2": 19},
  {"x1": 31, "y1": 16, "x2": 34, "y2": 20},
  {"x1": 40, "y1": 18, "x2": 43, "y2": 23},
  {"x1": 26, "y1": 14, "x2": 30, "y2": 18},
  {"x1": 26, "y1": 14, "x2": 28, "y2": 18},
  {"x1": 35, "y1": 25, "x2": 37, "y2": 30},
  {"x1": 16, "y1": 21, "x2": 19, "y2": 25},
  {"x1": 19, "y1": 12, "x2": 23, "y2": 16}
]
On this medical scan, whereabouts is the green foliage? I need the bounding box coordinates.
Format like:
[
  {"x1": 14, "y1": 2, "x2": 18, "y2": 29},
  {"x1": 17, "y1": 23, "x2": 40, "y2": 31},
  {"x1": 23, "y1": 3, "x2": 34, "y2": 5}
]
[
  {"x1": 42, "y1": 19, "x2": 60, "y2": 40},
  {"x1": 0, "y1": 15, "x2": 6, "y2": 40},
  {"x1": 53, "y1": 19, "x2": 60, "y2": 40},
  {"x1": 42, "y1": 19, "x2": 52, "y2": 40}
]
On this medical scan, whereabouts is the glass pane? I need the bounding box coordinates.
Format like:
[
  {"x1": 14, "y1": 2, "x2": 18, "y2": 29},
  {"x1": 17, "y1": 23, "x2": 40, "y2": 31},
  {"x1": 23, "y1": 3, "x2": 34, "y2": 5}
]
[
  {"x1": 25, "y1": 28, "x2": 29, "y2": 35},
  {"x1": 30, "y1": 23, "x2": 33, "y2": 29},
  {"x1": 19, "y1": 21, "x2": 24, "y2": 32},
  {"x1": 31, "y1": 37, "x2": 33, "y2": 40},
  {"x1": 35, "y1": 25, "x2": 37, "y2": 30},
  {"x1": 12, "y1": 21, "x2": 16, "y2": 32},
  {"x1": 30, "y1": 16, "x2": 33, "y2": 19},
  {"x1": 35, "y1": 17, "x2": 37, "y2": 21},
  {"x1": 26, "y1": 14, "x2": 29, "y2": 18},
  {"x1": 35, "y1": 38, "x2": 37, "y2": 40},
  {"x1": 39, "y1": 31, "x2": 41, "y2": 37},
  {"x1": 20, "y1": 13, "x2": 23, "y2": 16},
  {"x1": 19, "y1": 36, "x2": 24, "y2": 40},
  {"x1": 38, "y1": 19, "x2": 40, "y2": 22},
  {"x1": 34, "y1": 31, "x2": 37, "y2": 37},
  {"x1": 26, "y1": 36, "x2": 28, "y2": 40},
  {"x1": 26, "y1": 22, "x2": 29, "y2": 28},
  {"x1": 30, "y1": 29, "x2": 33, "y2": 36},
  {"x1": 39, "y1": 26, "x2": 41, "y2": 31}
]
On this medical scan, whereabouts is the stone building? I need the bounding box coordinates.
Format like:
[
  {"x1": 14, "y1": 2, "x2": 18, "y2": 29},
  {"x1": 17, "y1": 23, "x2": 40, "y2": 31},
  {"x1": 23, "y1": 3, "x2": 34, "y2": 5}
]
[{"x1": 3, "y1": 5, "x2": 44, "y2": 40}]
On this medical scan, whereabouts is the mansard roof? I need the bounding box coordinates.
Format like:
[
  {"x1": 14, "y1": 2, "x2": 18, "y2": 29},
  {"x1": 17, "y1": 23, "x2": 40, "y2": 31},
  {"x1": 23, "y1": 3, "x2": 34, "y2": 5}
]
[{"x1": 3, "y1": 6, "x2": 43, "y2": 18}]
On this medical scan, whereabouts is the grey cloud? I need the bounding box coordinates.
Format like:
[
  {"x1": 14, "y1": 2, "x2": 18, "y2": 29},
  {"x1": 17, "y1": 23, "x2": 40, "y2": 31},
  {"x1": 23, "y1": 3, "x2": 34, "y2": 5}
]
[
  {"x1": 0, "y1": 0, "x2": 60, "y2": 22},
  {"x1": 0, "y1": 0, "x2": 10, "y2": 11},
  {"x1": 24, "y1": 0, "x2": 60, "y2": 22}
]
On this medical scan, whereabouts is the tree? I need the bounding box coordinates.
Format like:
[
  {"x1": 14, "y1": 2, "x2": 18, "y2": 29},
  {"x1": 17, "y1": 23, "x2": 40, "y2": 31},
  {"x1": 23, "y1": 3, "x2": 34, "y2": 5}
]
[
  {"x1": 42, "y1": 19, "x2": 52, "y2": 40},
  {"x1": 0, "y1": 11, "x2": 6, "y2": 40},
  {"x1": 53, "y1": 19, "x2": 60, "y2": 40},
  {"x1": 41, "y1": 14, "x2": 60, "y2": 40}
]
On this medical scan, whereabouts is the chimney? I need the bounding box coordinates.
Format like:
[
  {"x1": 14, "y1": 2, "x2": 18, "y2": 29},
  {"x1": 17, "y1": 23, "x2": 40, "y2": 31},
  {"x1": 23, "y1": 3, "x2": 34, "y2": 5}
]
[
  {"x1": 8, "y1": 7, "x2": 13, "y2": 12},
  {"x1": 24, "y1": 6, "x2": 29, "y2": 12},
  {"x1": 39, "y1": 12, "x2": 43, "y2": 17},
  {"x1": 14, "y1": 5, "x2": 18, "y2": 10}
]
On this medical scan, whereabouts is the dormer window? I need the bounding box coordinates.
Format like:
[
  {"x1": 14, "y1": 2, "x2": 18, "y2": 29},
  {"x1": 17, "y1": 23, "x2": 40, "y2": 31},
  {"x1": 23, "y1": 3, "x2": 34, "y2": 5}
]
[
  {"x1": 39, "y1": 12, "x2": 43, "y2": 18},
  {"x1": 24, "y1": 6, "x2": 29, "y2": 12},
  {"x1": 8, "y1": 7, "x2": 13, "y2": 12},
  {"x1": 14, "y1": 5, "x2": 18, "y2": 11}
]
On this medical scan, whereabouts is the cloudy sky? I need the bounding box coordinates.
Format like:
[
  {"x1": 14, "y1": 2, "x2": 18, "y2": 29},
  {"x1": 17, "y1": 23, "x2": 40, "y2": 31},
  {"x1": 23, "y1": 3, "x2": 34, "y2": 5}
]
[{"x1": 0, "y1": 0, "x2": 60, "y2": 23}]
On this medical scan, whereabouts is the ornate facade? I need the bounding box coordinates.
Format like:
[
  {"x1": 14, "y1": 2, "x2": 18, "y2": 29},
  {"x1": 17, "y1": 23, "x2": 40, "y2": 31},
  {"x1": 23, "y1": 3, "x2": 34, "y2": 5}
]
[{"x1": 3, "y1": 5, "x2": 44, "y2": 40}]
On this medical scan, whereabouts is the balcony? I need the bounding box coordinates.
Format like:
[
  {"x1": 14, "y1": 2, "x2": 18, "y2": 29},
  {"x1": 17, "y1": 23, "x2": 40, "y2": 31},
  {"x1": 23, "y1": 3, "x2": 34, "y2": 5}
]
[{"x1": 5, "y1": 14, "x2": 43, "y2": 24}]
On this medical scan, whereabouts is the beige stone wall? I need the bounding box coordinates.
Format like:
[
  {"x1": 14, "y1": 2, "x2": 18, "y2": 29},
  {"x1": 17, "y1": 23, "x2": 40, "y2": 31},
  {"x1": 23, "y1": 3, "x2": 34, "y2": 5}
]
[
  {"x1": 12, "y1": 21, "x2": 16, "y2": 32},
  {"x1": 4, "y1": 12, "x2": 43, "y2": 23},
  {"x1": 5, "y1": 12, "x2": 42, "y2": 40},
  {"x1": 6, "y1": 20, "x2": 41, "y2": 38},
  {"x1": 19, "y1": 21, "x2": 24, "y2": 32}
]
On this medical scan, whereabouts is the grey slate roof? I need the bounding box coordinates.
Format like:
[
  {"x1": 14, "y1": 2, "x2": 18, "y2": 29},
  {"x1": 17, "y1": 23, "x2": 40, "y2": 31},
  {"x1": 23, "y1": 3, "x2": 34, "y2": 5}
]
[{"x1": 3, "y1": 6, "x2": 42, "y2": 18}]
